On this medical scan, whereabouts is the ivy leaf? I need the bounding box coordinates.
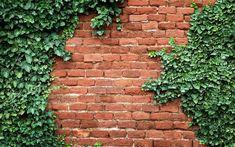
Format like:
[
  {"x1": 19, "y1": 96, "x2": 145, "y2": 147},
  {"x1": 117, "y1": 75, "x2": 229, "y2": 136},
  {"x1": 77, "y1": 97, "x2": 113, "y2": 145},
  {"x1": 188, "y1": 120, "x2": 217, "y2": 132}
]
[{"x1": 16, "y1": 72, "x2": 23, "y2": 78}]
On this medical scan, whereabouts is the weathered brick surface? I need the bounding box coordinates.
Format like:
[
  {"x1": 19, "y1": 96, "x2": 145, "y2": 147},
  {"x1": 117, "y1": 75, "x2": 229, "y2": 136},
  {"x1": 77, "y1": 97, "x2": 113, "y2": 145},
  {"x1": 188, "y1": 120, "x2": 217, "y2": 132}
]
[{"x1": 50, "y1": 0, "x2": 215, "y2": 146}]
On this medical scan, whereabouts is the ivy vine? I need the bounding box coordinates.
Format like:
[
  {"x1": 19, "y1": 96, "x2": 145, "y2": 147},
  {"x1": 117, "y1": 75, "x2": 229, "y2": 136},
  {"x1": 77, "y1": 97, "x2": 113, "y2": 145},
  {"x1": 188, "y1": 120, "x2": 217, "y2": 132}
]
[
  {"x1": 0, "y1": 0, "x2": 123, "y2": 146},
  {"x1": 143, "y1": 1, "x2": 235, "y2": 146}
]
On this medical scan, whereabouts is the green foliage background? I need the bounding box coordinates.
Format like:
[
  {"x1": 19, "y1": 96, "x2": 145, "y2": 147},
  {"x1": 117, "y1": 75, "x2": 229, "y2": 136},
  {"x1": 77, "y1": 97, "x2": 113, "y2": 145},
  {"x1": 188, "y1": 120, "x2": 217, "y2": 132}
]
[
  {"x1": 143, "y1": 0, "x2": 235, "y2": 146},
  {"x1": 0, "y1": 0, "x2": 123, "y2": 146}
]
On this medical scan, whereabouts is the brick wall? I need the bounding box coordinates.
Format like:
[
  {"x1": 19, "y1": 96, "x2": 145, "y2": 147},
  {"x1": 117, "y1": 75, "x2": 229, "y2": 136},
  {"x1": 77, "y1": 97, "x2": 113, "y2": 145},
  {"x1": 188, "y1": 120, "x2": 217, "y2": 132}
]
[{"x1": 50, "y1": 0, "x2": 215, "y2": 146}]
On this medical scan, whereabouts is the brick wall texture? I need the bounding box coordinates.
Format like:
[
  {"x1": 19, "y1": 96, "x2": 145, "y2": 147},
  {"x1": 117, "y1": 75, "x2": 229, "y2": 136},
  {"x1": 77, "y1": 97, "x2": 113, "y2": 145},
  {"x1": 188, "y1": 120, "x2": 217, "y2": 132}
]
[{"x1": 49, "y1": 0, "x2": 216, "y2": 146}]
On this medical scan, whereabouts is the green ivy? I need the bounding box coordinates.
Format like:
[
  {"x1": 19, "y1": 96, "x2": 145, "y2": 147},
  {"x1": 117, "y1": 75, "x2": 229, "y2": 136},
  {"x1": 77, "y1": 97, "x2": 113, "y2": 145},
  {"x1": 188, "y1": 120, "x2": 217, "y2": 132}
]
[
  {"x1": 143, "y1": 1, "x2": 235, "y2": 146},
  {"x1": 0, "y1": 0, "x2": 123, "y2": 146}
]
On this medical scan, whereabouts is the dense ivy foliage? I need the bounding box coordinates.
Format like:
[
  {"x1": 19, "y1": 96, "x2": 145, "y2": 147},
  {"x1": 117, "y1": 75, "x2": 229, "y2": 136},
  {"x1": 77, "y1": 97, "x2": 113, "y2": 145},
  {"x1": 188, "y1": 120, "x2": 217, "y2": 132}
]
[
  {"x1": 143, "y1": 1, "x2": 235, "y2": 146},
  {"x1": 0, "y1": 0, "x2": 123, "y2": 146}
]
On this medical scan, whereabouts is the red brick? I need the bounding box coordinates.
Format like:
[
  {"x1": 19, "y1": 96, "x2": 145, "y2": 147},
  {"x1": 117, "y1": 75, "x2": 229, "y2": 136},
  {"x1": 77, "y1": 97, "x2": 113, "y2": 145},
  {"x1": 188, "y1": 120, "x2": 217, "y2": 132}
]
[
  {"x1": 83, "y1": 38, "x2": 101, "y2": 45},
  {"x1": 203, "y1": 0, "x2": 216, "y2": 5},
  {"x1": 67, "y1": 70, "x2": 85, "y2": 77},
  {"x1": 105, "y1": 104, "x2": 125, "y2": 111},
  {"x1": 51, "y1": 70, "x2": 67, "y2": 77},
  {"x1": 142, "y1": 22, "x2": 158, "y2": 30},
  {"x1": 132, "y1": 95, "x2": 152, "y2": 103},
  {"x1": 69, "y1": 103, "x2": 87, "y2": 110},
  {"x1": 101, "y1": 38, "x2": 119, "y2": 45},
  {"x1": 155, "y1": 121, "x2": 174, "y2": 129},
  {"x1": 103, "y1": 54, "x2": 120, "y2": 61},
  {"x1": 77, "y1": 139, "x2": 96, "y2": 146},
  {"x1": 88, "y1": 87, "x2": 106, "y2": 94},
  {"x1": 164, "y1": 131, "x2": 182, "y2": 139},
  {"x1": 78, "y1": 95, "x2": 96, "y2": 103},
  {"x1": 175, "y1": 38, "x2": 188, "y2": 44},
  {"x1": 124, "y1": 87, "x2": 145, "y2": 95},
  {"x1": 80, "y1": 120, "x2": 98, "y2": 128},
  {"x1": 74, "y1": 30, "x2": 91, "y2": 38},
  {"x1": 125, "y1": 104, "x2": 142, "y2": 111},
  {"x1": 128, "y1": 0, "x2": 149, "y2": 6},
  {"x1": 136, "y1": 7, "x2": 157, "y2": 14},
  {"x1": 160, "y1": 100, "x2": 179, "y2": 112},
  {"x1": 174, "y1": 140, "x2": 193, "y2": 147},
  {"x1": 121, "y1": 54, "x2": 139, "y2": 61},
  {"x1": 128, "y1": 31, "x2": 153, "y2": 38},
  {"x1": 112, "y1": 139, "x2": 133, "y2": 146},
  {"x1": 50, "y1": 103, "x2": 68, "y2": 110},
  {"x1": 134, "y1": 140, "x2": 153, "y2": 147},
  {"x1": 158, "y1": 22, "x2": 175, "y2": 30},
  {"x1": 97, "y1": 62, "x2": 112, "y2": 69},
  {"x1": 118, "y1": 121, "x2": 136, "y2": 128},
  {"x1": 159, "y1": 6, "x2": 176, "y2": 14},
  {"x1": 131, "y1": 62, "x2": 148, "y2": 69},
  {"x1": 150, "y1": 113, "x2": 172, "y2": 120},
  {"x1": 100, "y1": 96, "x2": 114, "y2": 103},
  {"x1": 150, "y1": 0, "x2": 167, "y2": 6},
  {"x1": 104, "y1": 70, "x2": 122, "y2": 78},
  {"x1": 173, "y1": 121, "x2": 189, "y2": 129},
  {"x1": 61, "y1": 120, "x2": 80, "y2": 128},
  {"x1": 124, "y1": 7, "x2": 137, "y2": 14},
  {"x1": 112, "y1": 62, "x2": 130, "y2": 69},
  {"x1": 120, "y1": 38, "x2": 138, "y2": 46},
  {"x1": 115, "y1": 112, "x2": 132, "y2": 120},
  {"x1": 129, "y1": 15, "x2": 148, "y2": 22},
  {"x1": 154, "y1": 140, "x2": 173, "y2": 147},
  {"x1": 77, "y1": 79, "x2": 95, "y2": 86},
  {"x1": 113, "y1": 79, "x2": 132, "y2": 87},
  {"x1": 72, "y1": 130, "x2": 90, "y2": 138},
  {"x1": 140, "y1": 70, "x2": 159, "y2": 78},
  {"x1": 66, "y1": 37, "x2": 82, "y2": 46},
  {"x1": 123, "y1": 70, "x2": 140, "y2": 78},
  {"x1": 86, "y1": 70, "x2": 103, "y2": 77},
  {"x1": 132, "y1": 112, "x2": 150, "y2": 120},
  {"x1": 167, "y1": 14, "x2": 184, "y2": 22},
  {"x1": 138, "y1": 38, "x2": 156, "y2": 45},
  {"x1": 124, "y1": 23, "x2": 142, "y2": 31},
  {"x1": 169, "y1": 0, "x2": 185, "y2": 6},
  {"x1": 176, "y1": 22, "x2": 190, "y2": 30},
  {"x1": 75, "y1": 113, "x2": 93, "y2": 120},
  {"x1": 157, "y1": 38, "x2": 169, "y2": 45},
  {"x1": 142, "y1": 104, "x2": 159, "y2": 112},
  {"x1": 172, "y1": 113, "x2": 188, "y2": 121},
  {"x1": 56, "y1": 112, "x2": 76, "y2": 119},
  {"x1": 90, "y1": 131, "x2": 109, "y2": 138},
  {"x1": 87, "y1": 104, "x2": 104, "y2": 111},
  {"x1": 95, "y1": 113, "x2": 113, "y2": 120},
  {"x1": 185, "y1": 15, "x2": 191, "y2": 22},
  {"x1": 109, "y1": 131, "x2": 127, "y2": 138},
  {"x1": 128, "y1": 131, "x2": 145, "y2": 138},
  {"x1": 98, "y1": 121, "x2": 117, "y2": 128},
  {"x1": 148, "y1": 14, "x2": 166, "y2": 21},
  {"x1": 146, "y1": 130, "x2": 164, "y2": 138},
  {"x1": 84, "y1": 54, "x2": 103, "y2": 62},
  {"x1": 59, "y1": 79, "x2": 77, "y2": 86},
  {"x1": 177, "y1": 7, "x2": 194, "y2": 14},
  {"x1": 132, "y1": 79, "x2": 146, "y2": 86},
  {"x1": 95, "y1": 79, "x2": 113, "y2": 86},
  {"x1": 182, "y1": 131, "x2": 196, "y2": 139},
  {"x1": 137, "y1": 121, "x2": 155, "y2": 130},
  {"x1": 71, "y1": 54, "x2": 84, "y2": 62},
  {"x1": 166, "y1": 29, "x2": 184, "y2": 37}
]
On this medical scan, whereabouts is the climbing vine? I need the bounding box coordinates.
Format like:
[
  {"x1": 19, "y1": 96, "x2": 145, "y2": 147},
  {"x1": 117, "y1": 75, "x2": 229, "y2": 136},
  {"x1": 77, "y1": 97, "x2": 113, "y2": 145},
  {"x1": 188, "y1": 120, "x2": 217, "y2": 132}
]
[
  {"x1": 0, "y1": 0, "x2": 123, "y2": 146},
  {"x1": 143, "y1": 1, "x2": 235, "y2": 146}
]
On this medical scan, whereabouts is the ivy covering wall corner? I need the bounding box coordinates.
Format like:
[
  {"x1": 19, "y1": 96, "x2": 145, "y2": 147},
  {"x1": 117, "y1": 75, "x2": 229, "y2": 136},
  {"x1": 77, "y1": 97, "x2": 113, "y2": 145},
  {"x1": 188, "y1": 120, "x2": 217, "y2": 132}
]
[
  {"x1": 142, "y1": 0, "x2": 235, "y2": 146},
  {"x1": 0, "y1": 0, "x2": 123, "y2": 146}
]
